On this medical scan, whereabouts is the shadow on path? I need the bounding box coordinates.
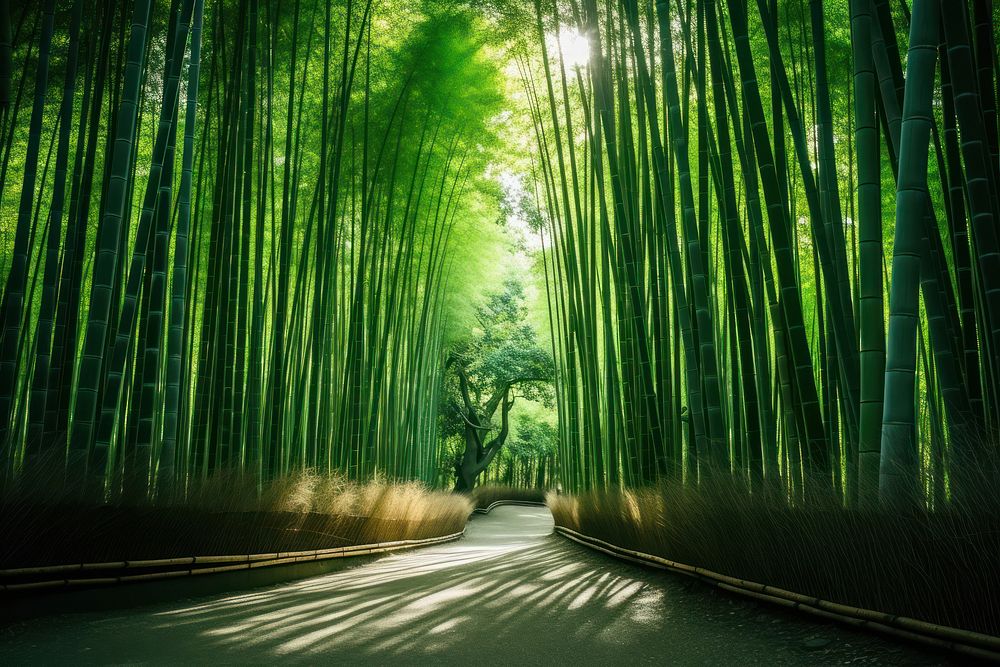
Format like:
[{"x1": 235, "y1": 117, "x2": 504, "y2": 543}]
[{"x1": 0, "y1": 507, "x2": 957, "y2": 665}]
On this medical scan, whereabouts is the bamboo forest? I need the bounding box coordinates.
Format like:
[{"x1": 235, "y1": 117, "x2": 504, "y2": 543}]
[{"x1": 0, "y1": 0, "x2": 999, "y2": 663}]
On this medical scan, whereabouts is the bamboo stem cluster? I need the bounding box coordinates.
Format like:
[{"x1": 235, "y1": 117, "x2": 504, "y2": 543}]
[
  {"x1": 521, "y1": 0, "x2": 999, "y2": 505},
  {"x1": 0, "y1": 0, "x2": 500, "y2": 496}
]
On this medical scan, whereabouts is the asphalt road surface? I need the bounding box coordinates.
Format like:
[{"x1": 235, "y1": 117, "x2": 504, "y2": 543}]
[{"x1": 0, "y1": 506, "x2": 958, "y2": 665}]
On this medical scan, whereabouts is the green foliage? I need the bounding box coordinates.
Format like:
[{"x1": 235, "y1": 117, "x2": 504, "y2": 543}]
[
  {"x1": 510, "y1": 413, "x2": 557, "y2": 460},
  {"x1": 0, "y1": 0, "x2": 997, "y2": 517},
  {"x1": 0, "y1": 0, "x2": 521, "y2": 495},
  {"x1": 450, "y1": 279, "x2": 554, "y2": 409}
]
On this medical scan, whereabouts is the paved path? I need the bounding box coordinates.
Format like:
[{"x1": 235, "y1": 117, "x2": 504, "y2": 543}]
[{"x1": 0, "y1": 507, "x2": 956, "y2": 664}]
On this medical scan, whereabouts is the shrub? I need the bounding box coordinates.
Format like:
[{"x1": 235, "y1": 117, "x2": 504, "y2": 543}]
[
  {"x1": 470, "y1": 484, "x2": 547, "y2": 510},
  {"x1": 0, "y1": 471, "x2": 472, "y2": 569},
  {"x1": 548, "y1": 477, "x2": 1000, "y2": 636}
]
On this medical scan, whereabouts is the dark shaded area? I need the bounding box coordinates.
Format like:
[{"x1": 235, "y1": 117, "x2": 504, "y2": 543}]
[
  {"x1": 0, "y1": 505, "x2": 460, "y2": 570},
  {"x1": 552, "y1": 483, "x2": 1000, "y2": 637},
  {"x1": 0, "y1": 469, "x2": 469, "y2": 573}
]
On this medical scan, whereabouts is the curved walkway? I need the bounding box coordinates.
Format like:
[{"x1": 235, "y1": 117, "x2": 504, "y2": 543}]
[{"x1": 0, "y1": 507, "x2": 954, "y2": 664}]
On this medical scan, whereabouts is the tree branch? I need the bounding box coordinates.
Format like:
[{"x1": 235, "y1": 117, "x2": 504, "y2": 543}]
[
  {"x1": 482, "y1": 375, "x2": 547, "y2": 421},
  {"x1": 455, "y1": 363, "x2": 484, "y2": 452},
  {"x1": 479, "y1": 392, "x2": 514, "y2": 469},
  {"x1": 483, "y1": 382, "x2": 512, "y2": 422}
]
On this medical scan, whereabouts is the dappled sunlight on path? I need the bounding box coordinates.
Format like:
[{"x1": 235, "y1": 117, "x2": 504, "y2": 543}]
[
  {"x1": 0, "y1": 507, "x2": 954, "y2": 665},
  {"x1": 149, "y1": 508, "x2": 663, "y2": 661}
]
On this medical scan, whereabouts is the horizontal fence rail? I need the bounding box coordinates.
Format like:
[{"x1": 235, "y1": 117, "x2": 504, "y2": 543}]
[
  {"x1": 554, "y1": 525, "x2": 1000, "y2": 662},
  {"x1": 1, "y1": 530, "x2": 466, "y2": 593}
]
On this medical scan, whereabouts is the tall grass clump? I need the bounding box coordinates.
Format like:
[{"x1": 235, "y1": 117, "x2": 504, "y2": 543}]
[
  {"x1": 0, "y1": 471, "x2": 472, "y2": 569},
  {"x1": 549, "y1": 470, "x2": 1000, "y2": 636}
]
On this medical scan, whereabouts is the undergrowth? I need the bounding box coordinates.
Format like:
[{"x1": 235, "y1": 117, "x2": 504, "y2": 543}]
[
  {"x1": 548, "y1": 477, "x2": 1000, "y2": 636},
  {"x1": 0, "y1": 471, "x2": 472, "y2": 569},
  {"x1": 470, "y1": 485, "x2": 547, "y2": 510}
]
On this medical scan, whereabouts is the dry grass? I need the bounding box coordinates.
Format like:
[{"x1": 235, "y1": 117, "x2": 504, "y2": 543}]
[
  {"x1": 470, "y1": 485, "x2": 547, "y2": 510},
  {"x1": 548, "y1": 477, "x2": 1000, "y2": 636},
  {"x1": 0, "y1": 471, "x2": 472, "y2": 569}
]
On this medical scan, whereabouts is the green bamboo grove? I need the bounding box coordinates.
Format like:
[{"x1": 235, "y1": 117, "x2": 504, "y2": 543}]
[
  {"x1": 511, "y1": 0, "x2": 999, "y2": 506},
  {"x1": 0, "y1": 0, "x2": 998, "y2": 508},
  {"x1": 0, "y1": 0, "x2": 504, "y2": 495}
]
